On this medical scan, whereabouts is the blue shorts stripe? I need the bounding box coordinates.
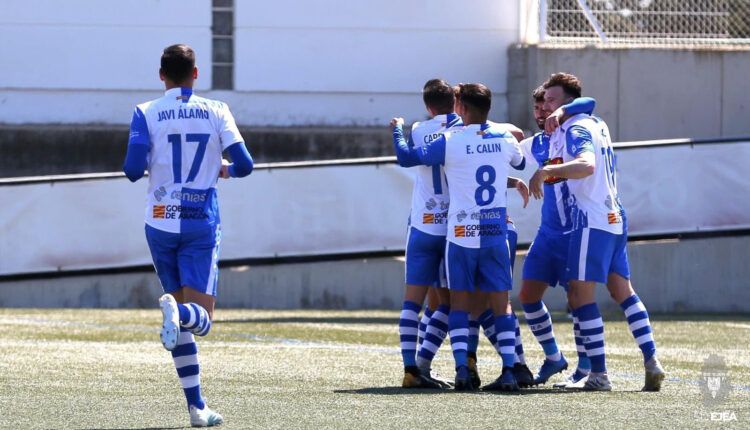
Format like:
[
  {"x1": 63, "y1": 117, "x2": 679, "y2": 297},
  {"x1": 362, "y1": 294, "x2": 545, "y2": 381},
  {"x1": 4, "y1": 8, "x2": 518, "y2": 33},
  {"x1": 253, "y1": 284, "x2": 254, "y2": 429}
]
[{"x1": 567, "y1": 227, "x2": 630, "y2": 283}]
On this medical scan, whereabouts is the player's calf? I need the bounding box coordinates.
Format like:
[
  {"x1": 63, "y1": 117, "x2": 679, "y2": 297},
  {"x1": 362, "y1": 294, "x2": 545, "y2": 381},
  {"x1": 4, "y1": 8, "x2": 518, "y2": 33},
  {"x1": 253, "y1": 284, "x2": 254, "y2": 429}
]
[{"x1": 178, "y1": 302, "x2": 213, "y2": 337}]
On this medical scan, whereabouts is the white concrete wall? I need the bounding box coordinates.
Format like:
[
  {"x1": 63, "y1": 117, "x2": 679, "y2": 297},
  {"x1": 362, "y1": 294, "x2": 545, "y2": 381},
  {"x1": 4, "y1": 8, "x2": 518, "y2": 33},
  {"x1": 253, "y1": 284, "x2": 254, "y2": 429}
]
[
  {"x1": 0, "y1": 0, "x2": 212, "y2": 91},
  {"x1": 0, "y1": 0, "x2": 520, "y2": 126}
]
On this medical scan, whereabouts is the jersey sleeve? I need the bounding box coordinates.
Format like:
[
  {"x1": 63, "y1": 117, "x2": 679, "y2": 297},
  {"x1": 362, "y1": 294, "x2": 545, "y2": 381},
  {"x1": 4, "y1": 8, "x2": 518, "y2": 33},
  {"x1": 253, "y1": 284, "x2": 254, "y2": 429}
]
[
  {"x1": 508, "y1": 139, "x2": 526, "y2": 170},
  {"x1": 226, "y1": 142, "x2": 254, "y2": 178},
  {"x1": 519, "y1": 137, "x2": 534, "y2": 166},
  {"x1": 218, "y1": 103, "x2": 244, "y2": 151},
  {"x1": 565, "y1": 125, "x2": 595, "y2": 157},
  {"x1": 123, "y1": 107, "x2": 150, "y2": 182},
  {"x1": 417, "y1": 134, "x2": 447, "y2": 166},
  {"x1": 128, "y1": 107, "x2": 149, "y2": 147},
  {"x1": 563, "y1": 97, "x2": 596, "y2": 116},
  {"x1": 392, "y1": 125, "x2": 422, "y2": 167}
]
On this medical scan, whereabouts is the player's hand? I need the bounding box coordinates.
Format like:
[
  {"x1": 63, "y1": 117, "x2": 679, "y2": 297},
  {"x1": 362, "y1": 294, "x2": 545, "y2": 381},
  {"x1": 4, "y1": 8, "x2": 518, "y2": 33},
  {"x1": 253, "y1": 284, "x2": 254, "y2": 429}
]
[
  {"x1": 390, "y1": 117, "x2": 404, "y2": 128},
  {"x1": 545, "y1": 108, "x2": 565, "y2": 134},
  {"x1": 219, "y1": 159, "x2": 231, "y2": 179},
  {"x1": 529, "y1": 168, "x2": 548, "y2": 200},
  {"x1": 515, "y1": 179, "x2": 530, "y2": 208}
]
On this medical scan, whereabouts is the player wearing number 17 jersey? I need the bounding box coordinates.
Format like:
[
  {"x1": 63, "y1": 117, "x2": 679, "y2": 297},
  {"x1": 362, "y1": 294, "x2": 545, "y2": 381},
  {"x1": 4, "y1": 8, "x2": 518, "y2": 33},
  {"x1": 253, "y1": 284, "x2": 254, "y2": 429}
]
[
  {"x1": 122, "y1": 44, "x2": 253, "y2": 427},
  {"x1": 394, "y1": 83, "x2": 525, "y2": 391}
]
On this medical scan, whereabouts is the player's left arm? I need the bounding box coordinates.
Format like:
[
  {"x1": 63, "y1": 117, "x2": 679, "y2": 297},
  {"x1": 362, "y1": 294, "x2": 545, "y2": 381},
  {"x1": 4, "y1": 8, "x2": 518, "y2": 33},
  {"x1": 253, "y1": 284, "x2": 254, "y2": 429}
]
[
  {"x1": 218, "y1": 104, "x2": 253, "y2": 179},
  {"x1": 529, "y1": 125, "x2": 595, "y2": 199},
  {"x1": 391, "y1": 118, "x2": 446, "y2": 166},
  {"x1": 123, "y1": 107, "x2": 149, "y2": 182},
  {"x1": 507, "y1": 176, "x2": 529, "y2": 208},
  {"x1": 508, "y1": 139, "x2": 526, "y2": 171}
]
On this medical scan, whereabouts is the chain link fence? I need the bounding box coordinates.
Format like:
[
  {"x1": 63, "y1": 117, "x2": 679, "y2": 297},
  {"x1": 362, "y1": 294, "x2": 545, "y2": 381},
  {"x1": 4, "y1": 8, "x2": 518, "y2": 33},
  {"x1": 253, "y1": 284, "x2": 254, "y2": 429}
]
[{"x1": 538, "y1": 0, "x2": 750, "y2": 49}]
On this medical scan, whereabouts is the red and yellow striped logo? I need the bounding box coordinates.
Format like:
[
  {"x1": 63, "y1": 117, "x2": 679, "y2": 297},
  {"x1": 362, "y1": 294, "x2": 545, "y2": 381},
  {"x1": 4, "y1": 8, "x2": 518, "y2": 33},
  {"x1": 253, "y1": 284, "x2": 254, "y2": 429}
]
[
  {"x1": 153, "y1": 205, "x2": 166, "y2": 219},
  {"x1": 422, "y1": 213, "x2": 435, "y2": 224},
  {"x1": 607, "y1": 212, "x2": 622, "y2": 224},
  {"x1": 454, "y1": 225, "x2": 466, "y2": 237}
]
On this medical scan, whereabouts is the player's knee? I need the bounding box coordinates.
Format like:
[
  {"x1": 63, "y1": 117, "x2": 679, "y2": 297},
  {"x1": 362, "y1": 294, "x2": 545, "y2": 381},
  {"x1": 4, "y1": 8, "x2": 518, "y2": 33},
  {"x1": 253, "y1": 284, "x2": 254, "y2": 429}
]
[
  {"x1": 519, "y1": 284, "x2": 542, "y2": 304},
  {"x1": 519, "y1": 287, "x2": 534, "y2": 304}
]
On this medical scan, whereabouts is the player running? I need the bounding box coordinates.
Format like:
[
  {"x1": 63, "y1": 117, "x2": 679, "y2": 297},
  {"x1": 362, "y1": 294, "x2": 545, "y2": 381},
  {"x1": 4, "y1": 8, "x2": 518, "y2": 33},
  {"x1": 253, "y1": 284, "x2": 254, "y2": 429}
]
[
  {"x1": 529, "y1": 73, "x2": 665, "y2": 391},
  {"x1": 123, "y1": 44, "x2": 253, "y2": 426},
  {"x1": 517, "y1": 86, "x2": 597, "y2": 387},
  {"x1": 392, "y1": 79, "x2": 460, "y2": 389},
  {"x1": 392, "y1": 83, "x2": 526, "y2": 391}
]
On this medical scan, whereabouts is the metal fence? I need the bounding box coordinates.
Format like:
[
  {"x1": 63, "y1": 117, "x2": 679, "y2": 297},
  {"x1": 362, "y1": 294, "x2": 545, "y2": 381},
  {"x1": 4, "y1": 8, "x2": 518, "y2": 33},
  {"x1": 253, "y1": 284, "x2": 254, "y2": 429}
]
[{"x1": 538, "y1": 0, "x2": 750, "y2": 49}]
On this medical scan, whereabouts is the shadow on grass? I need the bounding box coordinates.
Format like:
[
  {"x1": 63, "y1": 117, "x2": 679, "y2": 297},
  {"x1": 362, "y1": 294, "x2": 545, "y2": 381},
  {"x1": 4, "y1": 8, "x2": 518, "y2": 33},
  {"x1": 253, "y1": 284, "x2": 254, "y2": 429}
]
[
  {"x1": 217, "y1": 316, "x2": 396, "y2": 325},
  {"x1": 334, "y1": 387, "x2": 607, "y2": 396},
  {"x1": 74, "y1": 427, "x2": 184, "y2": 430}
]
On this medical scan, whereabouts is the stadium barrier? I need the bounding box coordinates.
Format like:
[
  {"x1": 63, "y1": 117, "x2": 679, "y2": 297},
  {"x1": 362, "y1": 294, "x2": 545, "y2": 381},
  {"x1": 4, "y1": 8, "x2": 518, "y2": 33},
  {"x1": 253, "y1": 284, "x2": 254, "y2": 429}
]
[{"x1": 1, "y1": 137, "x2": 748, "y2": 278}]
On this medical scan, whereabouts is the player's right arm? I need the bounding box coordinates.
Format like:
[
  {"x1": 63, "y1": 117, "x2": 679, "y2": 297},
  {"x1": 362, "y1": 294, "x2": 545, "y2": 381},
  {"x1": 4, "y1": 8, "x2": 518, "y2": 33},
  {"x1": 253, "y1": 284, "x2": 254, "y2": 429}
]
[
  {"x1": 391, "y1": 118, "x2": 446, "y2": 167},
  {"x1": 529, "y1": 125, "x2": 596, "y2": 199},
  {"x1": 123, "y1": 107, "x2": 149, "y2": 182},
  {"x1": 545, "y1": 97, "x2": 597, "y2": 134},
  {"x1": 390, "y1": 118, "x2": 421, "y2": 167}
]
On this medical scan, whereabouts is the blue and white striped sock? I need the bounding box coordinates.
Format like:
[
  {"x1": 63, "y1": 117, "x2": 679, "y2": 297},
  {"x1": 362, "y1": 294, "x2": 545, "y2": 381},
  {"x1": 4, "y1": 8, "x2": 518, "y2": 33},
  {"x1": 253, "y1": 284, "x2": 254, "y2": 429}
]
[
  {"x1": 177, "y1": 303, "x2": 212, "y2": 337},
  {"x1": 478, "y1": 309, "x2": 501, "y2": 356},
  {"x1": 573, "y1": 316, "x2": 591, "y2": 371},
  {"x1": 171, "y1": 328, "x2": 205, "y2": 410},
  {"x1": 448, "y1": 310, "x2": 469, "y2": 369},
  {"x1": 417, "y1": 308, "x2": 433, "y2": 348},
  {"x1": 576, "y1": 303, "x2": 607, "y2": 373},
  {"x1": 416, "y1": 305, "x2": 449, "y2": 369},
  {"x1": 522, "y1": 301, "x2": 561, "y2": 361},
  {"x1": 512, "y1": 313, "x2": 525, "y2": 364},
  {"x1": 467, "y1": 318, "x2": 480, "y2": 356},
  {"x1": 494, "y1": 313, "x2": 516, "y2": 368},
  {"x1": 399, "y1": 300, "x2": 421, "y2": 369},
  {"x1": 620, "y1": 294, "x2": 656, "y2": 362}
]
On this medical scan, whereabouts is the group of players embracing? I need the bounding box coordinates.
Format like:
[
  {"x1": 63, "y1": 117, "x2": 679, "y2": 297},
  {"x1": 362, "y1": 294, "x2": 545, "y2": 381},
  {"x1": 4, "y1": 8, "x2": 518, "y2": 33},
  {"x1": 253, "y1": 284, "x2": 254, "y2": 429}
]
[{"x1": 390, "y1": 73, "x2": 665, "y2": 392}]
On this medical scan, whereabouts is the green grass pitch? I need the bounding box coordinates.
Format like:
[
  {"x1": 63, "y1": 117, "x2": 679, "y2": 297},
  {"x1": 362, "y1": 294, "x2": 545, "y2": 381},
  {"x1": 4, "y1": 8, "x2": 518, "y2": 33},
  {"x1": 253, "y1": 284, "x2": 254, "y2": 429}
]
[{"x1": 0, "y1": 309, "x2": 748, "y2": 429}]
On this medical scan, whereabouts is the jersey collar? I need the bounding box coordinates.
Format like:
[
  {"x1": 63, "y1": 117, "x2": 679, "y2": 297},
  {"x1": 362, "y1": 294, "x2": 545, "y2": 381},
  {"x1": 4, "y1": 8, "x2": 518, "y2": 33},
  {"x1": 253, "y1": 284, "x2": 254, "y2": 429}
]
[
  {"x1": 433, "y1": 112, "x2": 460, "y2": 128},
  {"x1": 164, "y1": 87, "x2": 193, "y2": 103}
]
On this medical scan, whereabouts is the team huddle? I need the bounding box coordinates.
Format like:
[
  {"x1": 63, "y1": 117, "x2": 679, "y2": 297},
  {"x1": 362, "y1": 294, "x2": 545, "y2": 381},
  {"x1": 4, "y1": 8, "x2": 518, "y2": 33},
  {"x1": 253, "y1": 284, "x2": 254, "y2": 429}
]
[
  {"x1": 390, "y1": 76, "x2": 665, "y2": 392},
  {"x1": 122, "y1": 44, "x2": 666, "y2": 427}
]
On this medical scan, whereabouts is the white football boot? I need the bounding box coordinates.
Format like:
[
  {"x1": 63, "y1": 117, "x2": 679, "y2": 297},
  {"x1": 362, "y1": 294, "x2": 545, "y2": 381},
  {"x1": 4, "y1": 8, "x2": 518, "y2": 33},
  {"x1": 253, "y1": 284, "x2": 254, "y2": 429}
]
[
  {"x1": 159, "y1": 294, "x2": 180, "y2": 351},
  {"x1": 190, "y1": 404, "x2": 224, "y2": 427}
]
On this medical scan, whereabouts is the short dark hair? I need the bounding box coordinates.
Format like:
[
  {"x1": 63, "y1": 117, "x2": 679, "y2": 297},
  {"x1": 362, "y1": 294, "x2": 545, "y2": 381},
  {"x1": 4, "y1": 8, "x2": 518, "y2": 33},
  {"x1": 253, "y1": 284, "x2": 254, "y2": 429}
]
[
  {"x1": 458, "y1": 83, "x2": 491, "y2": 115},
  {"x1": 422, "y1": 79, "x2": 455, "y2": 114},
  {"x1": 532, "y1": 85, "x2": 545, "y2": 102},
  {"x1": 161, "y1": 44, "x2": 196, "y2": 84},
  {"x1": 543, "y1": 73, "x2": 582, "y2": 99}
]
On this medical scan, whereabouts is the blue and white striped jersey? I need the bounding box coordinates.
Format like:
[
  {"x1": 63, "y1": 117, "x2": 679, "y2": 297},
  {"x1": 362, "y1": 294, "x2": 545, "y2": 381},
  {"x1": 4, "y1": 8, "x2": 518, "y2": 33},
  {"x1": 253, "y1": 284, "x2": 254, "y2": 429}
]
[{"x1": 128, "y1": 87, "x2": 243, "y2": 233}]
